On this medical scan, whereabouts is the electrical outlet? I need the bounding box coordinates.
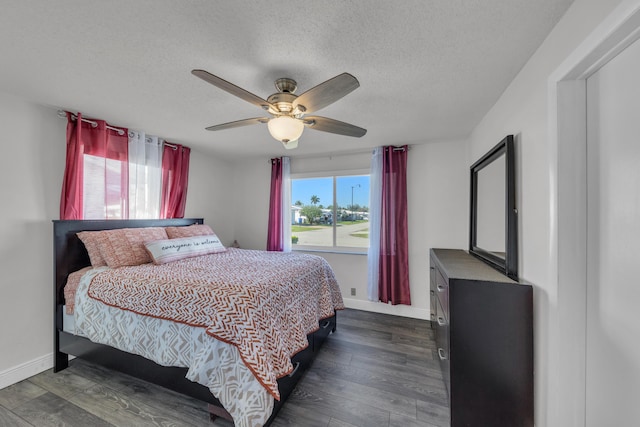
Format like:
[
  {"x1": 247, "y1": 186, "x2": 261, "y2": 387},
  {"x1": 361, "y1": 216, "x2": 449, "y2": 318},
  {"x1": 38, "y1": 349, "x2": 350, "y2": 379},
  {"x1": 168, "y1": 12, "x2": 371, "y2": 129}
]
[{"x1": 350, "y1": 288, "x2": 356, "y2": 296}]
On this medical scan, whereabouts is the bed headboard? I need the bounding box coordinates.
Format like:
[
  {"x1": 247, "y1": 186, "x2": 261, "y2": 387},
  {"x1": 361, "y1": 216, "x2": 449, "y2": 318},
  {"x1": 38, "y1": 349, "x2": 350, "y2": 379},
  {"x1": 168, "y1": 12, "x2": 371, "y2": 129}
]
[{"x1": 53, "y1": 218, "x2": 204, "y2": 307}]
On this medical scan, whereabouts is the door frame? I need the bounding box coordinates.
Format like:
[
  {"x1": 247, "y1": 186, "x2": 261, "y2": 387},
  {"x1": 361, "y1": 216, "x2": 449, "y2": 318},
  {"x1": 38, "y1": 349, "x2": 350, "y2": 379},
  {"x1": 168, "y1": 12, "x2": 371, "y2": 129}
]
[{"x1": 549, "y1": 1, "x2": 640, "y2": 425}]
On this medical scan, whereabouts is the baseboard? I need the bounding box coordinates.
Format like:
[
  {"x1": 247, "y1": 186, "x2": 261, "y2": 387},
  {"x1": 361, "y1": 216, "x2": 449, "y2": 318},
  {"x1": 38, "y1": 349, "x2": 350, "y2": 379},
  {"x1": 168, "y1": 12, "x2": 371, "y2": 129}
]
[
  {"x1": 342, "y1": 298, "x2": 430, "y2": 320},
  {"x1": 0, "y1": 354, "x2": 52, "y2": 390}
]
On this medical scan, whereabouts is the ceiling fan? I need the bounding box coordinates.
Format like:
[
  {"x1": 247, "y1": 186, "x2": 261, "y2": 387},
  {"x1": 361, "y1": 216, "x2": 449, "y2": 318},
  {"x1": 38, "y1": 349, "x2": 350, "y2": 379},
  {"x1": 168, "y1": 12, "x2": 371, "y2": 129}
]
[{"x1": 192, "y1": 69, "x2": 367, "y2": 149}]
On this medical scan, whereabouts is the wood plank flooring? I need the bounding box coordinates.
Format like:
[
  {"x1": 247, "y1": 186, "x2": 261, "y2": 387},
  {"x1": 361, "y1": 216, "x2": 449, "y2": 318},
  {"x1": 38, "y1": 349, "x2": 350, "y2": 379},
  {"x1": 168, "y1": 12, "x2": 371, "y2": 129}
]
[{"x1": 0, "y1": 309, "x2": 449, "y2": 427}]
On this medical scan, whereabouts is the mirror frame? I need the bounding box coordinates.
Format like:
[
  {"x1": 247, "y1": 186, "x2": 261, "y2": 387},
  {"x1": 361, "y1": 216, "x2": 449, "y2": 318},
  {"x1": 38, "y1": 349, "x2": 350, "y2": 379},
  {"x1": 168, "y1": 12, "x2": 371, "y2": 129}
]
[{"x1": 469, "y1": 135, "x2": 518, "y2": 281}]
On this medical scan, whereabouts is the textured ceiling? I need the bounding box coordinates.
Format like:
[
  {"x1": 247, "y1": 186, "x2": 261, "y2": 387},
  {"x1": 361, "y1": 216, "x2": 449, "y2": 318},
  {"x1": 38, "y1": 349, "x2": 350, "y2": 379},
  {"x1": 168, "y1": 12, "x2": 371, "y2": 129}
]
[{"x1": 0, "y1": 0, "x2": 573, "y2": 160}]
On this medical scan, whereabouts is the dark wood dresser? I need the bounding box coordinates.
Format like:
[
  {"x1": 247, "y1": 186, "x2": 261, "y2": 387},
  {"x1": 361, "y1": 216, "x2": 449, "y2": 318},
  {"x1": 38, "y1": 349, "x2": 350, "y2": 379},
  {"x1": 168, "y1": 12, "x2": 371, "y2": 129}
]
[{"x1": 430, "y1": 248, "x2": 533, "y2": 427}]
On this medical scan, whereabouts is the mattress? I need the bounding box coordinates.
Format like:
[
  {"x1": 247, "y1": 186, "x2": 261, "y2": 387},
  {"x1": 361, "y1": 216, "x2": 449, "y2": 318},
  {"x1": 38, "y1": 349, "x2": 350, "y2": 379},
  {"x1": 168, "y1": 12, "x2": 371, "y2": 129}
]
[{"x1": 62, "y1": 305, "x2": 75, "y2": 333}]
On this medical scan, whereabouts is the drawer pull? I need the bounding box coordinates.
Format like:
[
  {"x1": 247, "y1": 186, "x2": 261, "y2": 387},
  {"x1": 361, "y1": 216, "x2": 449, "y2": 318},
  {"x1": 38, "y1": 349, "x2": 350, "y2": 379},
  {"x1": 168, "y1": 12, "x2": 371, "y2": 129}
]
[
  {"x1": 430, "y1": 290, "x2": 435, "y2": 296},
  {"x1": 437, "y1": 284, "x2": 446, "y2": 292},
  {"x1": 438, "y1": 348, "x2": 448, "y2": 361},
  {"x1": 430, "y1": 313, "x2": 436, "y2": 320},
  {"x1": 320, "y1": 320, "x2": 331, "y2": 329},
  {"x1": 288, "y1": 362, "x2": 301, "y2": 377},
  {"x1": 437, "y1": 316, "x2": 447, "y2": 326}
]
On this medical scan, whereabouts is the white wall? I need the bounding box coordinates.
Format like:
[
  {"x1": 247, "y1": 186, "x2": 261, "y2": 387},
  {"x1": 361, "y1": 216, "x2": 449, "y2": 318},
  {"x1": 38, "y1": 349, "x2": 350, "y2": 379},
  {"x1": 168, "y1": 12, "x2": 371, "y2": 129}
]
[
  {"x1": 0, "y1": 95, "x2": 66, "y2": 386},
  {"x1": 232, "y1": 139, "x2": 468, "y2": 319},
  {"x1": 183, "y1": 148, "x2": 237, "y2": 245},
  {"x1": 467, "y1": 0, "x2": 625, "y2": 425},
  {"x1": 231, "y1": 157, "x2": 272, "y2": 250}
]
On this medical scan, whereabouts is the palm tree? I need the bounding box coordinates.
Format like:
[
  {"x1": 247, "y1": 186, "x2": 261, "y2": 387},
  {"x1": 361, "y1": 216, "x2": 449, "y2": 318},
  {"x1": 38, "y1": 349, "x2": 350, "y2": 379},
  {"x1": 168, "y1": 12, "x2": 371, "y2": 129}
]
[
  {"x1": 310, "y1": 195, "x2": 320, "y2": 205},
  {"x1": 294, "y1": 200, "x2": 303, "y2": 206}
]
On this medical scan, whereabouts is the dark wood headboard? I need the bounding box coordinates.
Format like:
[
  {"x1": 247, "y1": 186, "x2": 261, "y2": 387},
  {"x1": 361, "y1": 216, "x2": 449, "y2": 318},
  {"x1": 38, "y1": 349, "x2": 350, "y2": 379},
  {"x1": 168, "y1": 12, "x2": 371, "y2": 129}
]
[{"x1": 53, "y1": 218, "x2": 203, "y2": 308}]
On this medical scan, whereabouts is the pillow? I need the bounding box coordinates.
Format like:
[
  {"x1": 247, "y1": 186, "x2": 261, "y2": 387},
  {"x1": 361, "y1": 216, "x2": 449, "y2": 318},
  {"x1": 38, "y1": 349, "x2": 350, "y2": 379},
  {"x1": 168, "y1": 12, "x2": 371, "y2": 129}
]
[
  {"x1": 144, "y1": 235, "x2": 226, "y2": 265},
  {"x1": 165, "y1": 223, "x2": 215, "y2": 239},
  {"x1": 77, "y1": 231, "x2": 107, "y2": 267},
  {"x1": 97, "y1": 227, "x2": 168, "y2": 268}
]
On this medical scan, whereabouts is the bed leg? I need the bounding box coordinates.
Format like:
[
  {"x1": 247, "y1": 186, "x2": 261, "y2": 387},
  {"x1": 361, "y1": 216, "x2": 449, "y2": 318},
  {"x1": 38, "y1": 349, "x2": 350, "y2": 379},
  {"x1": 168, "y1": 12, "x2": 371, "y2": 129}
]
[
  {"x1": 53, "y1": 329, "x2": 69, "y2": 372},
  {"x1": 332, "y1": 312, "x2": 337, "y2": 333},
  {"x1": 207, "y1": 403, "x2": 233, "y2": 423},
  {"x1": 54, "y1": 351, "x2": 69, "y2": 373}
]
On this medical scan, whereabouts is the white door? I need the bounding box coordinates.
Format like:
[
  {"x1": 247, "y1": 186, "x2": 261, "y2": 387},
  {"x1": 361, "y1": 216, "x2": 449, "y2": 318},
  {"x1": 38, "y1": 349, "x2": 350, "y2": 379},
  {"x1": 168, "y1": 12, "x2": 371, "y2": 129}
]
[{"x1": 585, "y1": 37, "x2": 640, "y2": 426}]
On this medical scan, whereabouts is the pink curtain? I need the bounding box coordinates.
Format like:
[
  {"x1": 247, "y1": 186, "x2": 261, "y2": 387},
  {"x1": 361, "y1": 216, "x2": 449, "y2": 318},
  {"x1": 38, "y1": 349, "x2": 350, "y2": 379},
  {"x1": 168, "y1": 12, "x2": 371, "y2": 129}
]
[
  {"x1": 60, "y1": 112, "x2": 129, "y2": 219},
  {"x1": 160, "y1": 143, "x2": 190, "y2": 219},
  {"x1": 60, "y1": 112, "x2": 84, "y2": 219},
  {"x1": 378, "y1": 146, "x2": 411, "y2": 305},
  {"x1": 266, "y1": 157, "x2": 283, "y2": 251}
]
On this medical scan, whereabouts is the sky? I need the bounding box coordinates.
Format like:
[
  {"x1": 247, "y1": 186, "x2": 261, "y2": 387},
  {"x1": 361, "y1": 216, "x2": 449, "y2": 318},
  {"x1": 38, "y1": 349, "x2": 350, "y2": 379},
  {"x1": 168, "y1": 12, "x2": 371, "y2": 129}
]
[{"x1": 292, "y1": 175, "x2": 369, "y2": 209}]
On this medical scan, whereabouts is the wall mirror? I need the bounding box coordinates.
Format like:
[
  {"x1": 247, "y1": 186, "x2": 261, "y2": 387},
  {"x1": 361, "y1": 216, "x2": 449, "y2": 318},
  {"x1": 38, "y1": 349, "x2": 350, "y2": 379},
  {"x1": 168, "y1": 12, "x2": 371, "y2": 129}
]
[{"x1": 469, "y1": 135, "x2": 518, "y2": 280}]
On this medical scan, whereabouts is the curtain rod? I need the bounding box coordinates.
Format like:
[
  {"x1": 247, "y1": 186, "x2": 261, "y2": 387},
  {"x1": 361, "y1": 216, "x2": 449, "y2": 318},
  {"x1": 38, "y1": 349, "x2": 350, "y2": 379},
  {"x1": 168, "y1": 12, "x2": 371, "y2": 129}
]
[
  {"x1": 58, "y1": 110, "x2": 125, "y2": 136},
  {"x1": 57, "y1": 110, "x2": 178, "y2": 150}
]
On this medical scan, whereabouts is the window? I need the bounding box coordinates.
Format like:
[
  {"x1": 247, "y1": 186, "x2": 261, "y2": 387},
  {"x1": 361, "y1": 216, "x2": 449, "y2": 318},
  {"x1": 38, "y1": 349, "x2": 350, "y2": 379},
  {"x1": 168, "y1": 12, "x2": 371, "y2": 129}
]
[
  {"x1": 83, "y1": 154, "x2": 127, "y2": 219},
  {"x1": 291, "y1": 172, "x2": 370, "y2": 252},
  {"x1": 82, "y1": 141, "x2": 162, "y2": 220}
]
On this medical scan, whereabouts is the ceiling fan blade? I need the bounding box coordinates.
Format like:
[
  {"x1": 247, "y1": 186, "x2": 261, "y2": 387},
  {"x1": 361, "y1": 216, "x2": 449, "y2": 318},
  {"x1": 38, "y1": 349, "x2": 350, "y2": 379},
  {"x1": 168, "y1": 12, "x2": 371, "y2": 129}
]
[
  {"x1": 293, "y1": 73, "x2": 360, "y2": 114},
  {"x1": 192, "y1": 69, "x2": 273, "y2": 111},
  {"x1": 205, "y1": 117, "x2": 269, "y2": 131},
  {"x1": 303, "y1": 116, "x2": 367, "y2": 137}
]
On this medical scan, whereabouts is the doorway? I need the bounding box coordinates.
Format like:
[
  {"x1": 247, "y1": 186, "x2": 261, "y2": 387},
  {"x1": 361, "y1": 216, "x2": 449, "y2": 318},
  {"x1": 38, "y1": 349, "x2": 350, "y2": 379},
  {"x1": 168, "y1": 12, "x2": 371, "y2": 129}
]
[
  {"x1": 585, "y1": 34, "x2": 640, "y2": 425},
  {"x1": 552, "y1": 3, "x2": 640, "y2": 425}
]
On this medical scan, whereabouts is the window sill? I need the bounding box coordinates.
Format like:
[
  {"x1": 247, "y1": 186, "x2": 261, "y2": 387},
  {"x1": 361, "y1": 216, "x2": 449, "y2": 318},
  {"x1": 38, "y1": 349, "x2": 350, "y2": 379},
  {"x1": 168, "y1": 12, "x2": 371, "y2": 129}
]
[{"x1": 292, "y1": 247, "x2": 368, "y2": 256}]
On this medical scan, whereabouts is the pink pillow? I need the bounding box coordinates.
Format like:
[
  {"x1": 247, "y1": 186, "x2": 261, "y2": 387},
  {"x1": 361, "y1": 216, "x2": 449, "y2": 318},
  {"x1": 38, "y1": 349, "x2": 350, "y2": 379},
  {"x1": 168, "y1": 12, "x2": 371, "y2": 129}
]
[
  {"x1": 144, "y1": 235, "x2": 226, "y2": 264},
  {"x1": 165, "y1": 224, "x2": 215, "y2": 239},
  {"x1": 77, "y1": 231, "x2": 107, "y2": 267},
  {"x1": 97, "y1": 227, "x2": 168, "y2": 268}
]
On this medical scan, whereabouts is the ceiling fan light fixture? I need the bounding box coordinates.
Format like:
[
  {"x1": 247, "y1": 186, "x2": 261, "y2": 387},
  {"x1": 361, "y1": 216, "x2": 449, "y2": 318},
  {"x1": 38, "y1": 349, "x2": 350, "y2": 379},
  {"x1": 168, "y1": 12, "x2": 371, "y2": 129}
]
[
  {"x1": 193, "y1": 70, "x2": 367, "y2": 145},
  {"x1": 267, "y1": 116, "x2": 304, "y2": 144},
  {"x1": 281, "y1": 139, "x2": 299, "y2": 150}
]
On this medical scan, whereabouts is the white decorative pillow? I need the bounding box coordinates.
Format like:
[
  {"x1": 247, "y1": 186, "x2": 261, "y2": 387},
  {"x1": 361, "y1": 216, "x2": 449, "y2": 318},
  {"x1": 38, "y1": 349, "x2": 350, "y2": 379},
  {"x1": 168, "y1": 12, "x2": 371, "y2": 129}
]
[{"x1": 144, "y1": 235, "x2": 226, "y2": 265}]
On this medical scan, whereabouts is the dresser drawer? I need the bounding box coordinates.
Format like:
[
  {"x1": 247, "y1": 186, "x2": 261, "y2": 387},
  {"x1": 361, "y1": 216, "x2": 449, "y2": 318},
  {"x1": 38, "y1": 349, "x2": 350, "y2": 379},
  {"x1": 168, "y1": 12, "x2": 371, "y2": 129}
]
[
  {"x1": 435, "y1": 268, "x2": 449, "y2": 320},
  {"x1": 430, "y1": 294, "x2": 437, "y2": 326},
  {"x1": 430, "y1": 265, "x2": 437, "y2": 328},
  {"x1": 435, "y1": 298, "x2": 450, "y2": 397}
]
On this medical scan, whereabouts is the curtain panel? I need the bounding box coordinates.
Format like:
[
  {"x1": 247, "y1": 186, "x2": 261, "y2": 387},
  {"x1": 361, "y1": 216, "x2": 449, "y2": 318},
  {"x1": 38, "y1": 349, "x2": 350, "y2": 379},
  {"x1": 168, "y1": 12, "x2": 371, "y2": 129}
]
[
  {"x1": 160, "y1": 143, "x2": 190, "y2": 219},
  {"x1": 368, "y1": 145, "x2": 411, "y2": 305},
  {"x1": 281, "y1": 157, "x2": 291, "y2": 252},
  {"x1": 266, "y1": 157, "x2": 284, "y2": 251},
  {"x1": 367, "y1": 147, "x2": 383, "y2": 301},
  {"x1": 60, "y1": 112, "x2": 129, "y2": 219},
  {"x1": 129, "y1": 131, "x2": 162, "y2": 219},
  {"x1": 60, "y1": 112, "x2": 84, "y2": 220}
]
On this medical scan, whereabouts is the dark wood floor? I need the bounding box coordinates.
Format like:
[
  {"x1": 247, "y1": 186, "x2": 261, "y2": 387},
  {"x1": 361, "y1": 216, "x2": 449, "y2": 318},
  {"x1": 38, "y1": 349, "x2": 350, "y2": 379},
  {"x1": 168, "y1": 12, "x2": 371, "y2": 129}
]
[{"x1": 0, "y1": 309, "x2": 449, "y2": 427}]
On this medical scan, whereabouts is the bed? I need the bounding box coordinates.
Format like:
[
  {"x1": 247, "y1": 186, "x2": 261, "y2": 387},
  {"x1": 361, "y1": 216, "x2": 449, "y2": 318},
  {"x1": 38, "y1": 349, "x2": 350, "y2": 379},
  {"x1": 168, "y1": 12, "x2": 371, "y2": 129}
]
[{"x1": 53, "y1": 218, "x2": 343, "y2": 427}]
